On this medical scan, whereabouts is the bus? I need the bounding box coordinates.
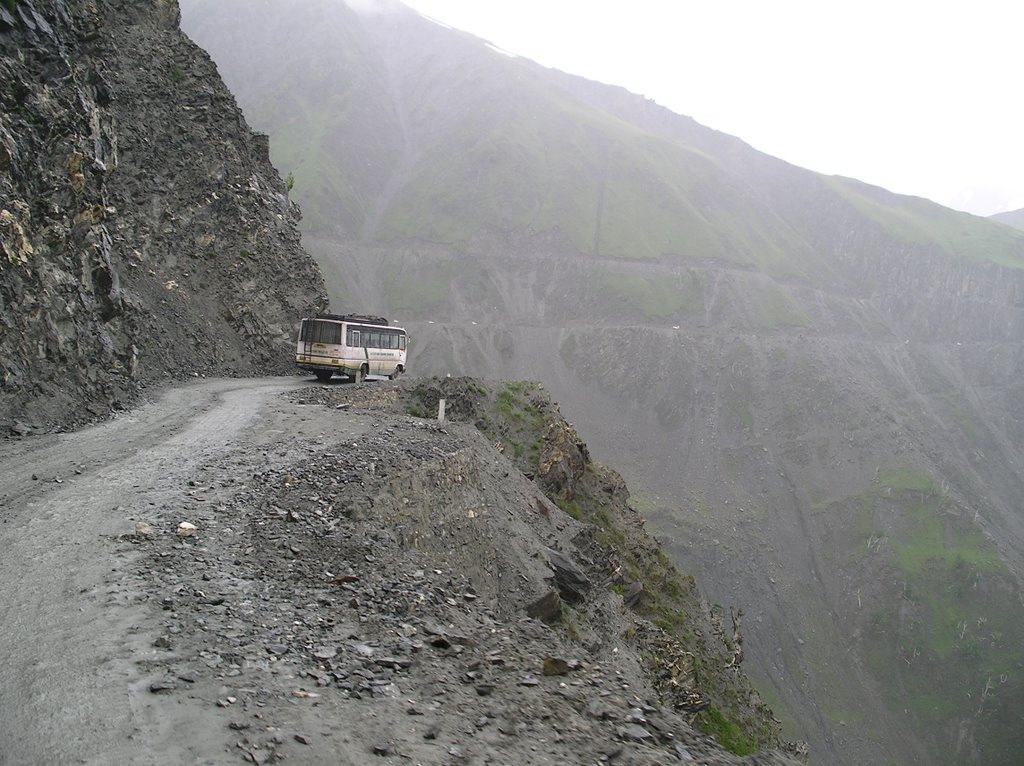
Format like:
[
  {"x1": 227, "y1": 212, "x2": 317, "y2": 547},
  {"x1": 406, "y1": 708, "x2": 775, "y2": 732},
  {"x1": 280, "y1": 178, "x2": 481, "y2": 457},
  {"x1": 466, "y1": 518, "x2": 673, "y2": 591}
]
[{"x1": 295, "y1": 314, "x2": 407, "y2": 383}]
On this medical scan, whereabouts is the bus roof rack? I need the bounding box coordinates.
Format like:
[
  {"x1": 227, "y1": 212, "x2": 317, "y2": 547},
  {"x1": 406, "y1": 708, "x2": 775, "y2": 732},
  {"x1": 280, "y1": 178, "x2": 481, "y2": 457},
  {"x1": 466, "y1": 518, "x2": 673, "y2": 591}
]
[{"x1": 315, "y1": 313, "x2": 391, "y2": 326}]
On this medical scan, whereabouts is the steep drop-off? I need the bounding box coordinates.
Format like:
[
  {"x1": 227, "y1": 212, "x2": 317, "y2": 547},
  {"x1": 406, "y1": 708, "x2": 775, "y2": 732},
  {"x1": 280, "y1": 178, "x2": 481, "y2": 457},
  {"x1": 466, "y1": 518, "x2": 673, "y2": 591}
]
[
  {"x1": 0, "y1": 0, "x2": 326, "y2": 433},
  {"x1": 179, "y1": 3, "x2": 1024, "y2": 764}
]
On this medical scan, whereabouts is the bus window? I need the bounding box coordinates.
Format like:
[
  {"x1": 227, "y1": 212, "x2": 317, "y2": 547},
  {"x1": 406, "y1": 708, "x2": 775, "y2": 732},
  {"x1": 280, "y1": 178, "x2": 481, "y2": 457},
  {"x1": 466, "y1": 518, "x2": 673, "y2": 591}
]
[
  {"x1": 348, "y1": 328, "x2": 361, "y2": 347},
  {"x1": 399, "y1": 335, "x2": 406, "y2": 350},
  {"x1": 305, "y1": 320, "x2": 341, "y2": 344}
]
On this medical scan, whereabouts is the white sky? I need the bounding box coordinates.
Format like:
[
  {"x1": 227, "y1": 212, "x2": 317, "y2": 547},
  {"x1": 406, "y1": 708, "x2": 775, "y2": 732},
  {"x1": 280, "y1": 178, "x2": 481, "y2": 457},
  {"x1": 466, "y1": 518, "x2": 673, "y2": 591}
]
[{"x1": 400, "y1": 0, "x2": 1023, "y2": 216}]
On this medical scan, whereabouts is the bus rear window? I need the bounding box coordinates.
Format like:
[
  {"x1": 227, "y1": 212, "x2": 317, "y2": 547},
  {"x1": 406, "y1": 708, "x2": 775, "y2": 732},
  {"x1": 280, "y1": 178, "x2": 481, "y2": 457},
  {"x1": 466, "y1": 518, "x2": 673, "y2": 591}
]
[{"x1": 301, "y1": 320, "x2": 342, "y2": 344}]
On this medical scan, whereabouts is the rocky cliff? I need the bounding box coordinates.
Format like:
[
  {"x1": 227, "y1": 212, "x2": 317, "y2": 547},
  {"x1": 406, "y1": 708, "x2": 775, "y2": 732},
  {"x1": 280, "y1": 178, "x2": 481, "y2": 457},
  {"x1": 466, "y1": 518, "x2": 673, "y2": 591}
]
[{"x1": 0, "y1": 0, "x2": 326, "y2": 433}]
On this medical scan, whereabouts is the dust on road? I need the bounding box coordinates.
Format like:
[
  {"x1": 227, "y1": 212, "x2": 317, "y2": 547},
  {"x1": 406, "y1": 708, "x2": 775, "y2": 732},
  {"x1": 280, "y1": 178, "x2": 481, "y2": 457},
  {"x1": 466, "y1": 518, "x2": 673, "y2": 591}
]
[{"x1": 0, "y1": 378, "x2": 309, "y2": 765}]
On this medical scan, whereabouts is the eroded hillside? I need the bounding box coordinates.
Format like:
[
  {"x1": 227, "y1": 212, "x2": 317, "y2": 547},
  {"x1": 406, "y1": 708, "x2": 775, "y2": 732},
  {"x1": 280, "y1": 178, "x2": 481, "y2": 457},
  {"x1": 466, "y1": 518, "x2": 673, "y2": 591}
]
[
  {"x1": 0, "y1": 0, "x2": 325, "y2": 433},
  {"x1": 178, "y1": 3, "x2": 1024, "y2": 764}
]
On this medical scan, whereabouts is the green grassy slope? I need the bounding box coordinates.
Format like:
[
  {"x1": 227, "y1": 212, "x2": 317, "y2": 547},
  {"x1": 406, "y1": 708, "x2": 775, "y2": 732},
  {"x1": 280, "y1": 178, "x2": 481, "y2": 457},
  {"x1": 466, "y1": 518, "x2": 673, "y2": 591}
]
[
  {"x1": 826, "y1": 179, "x2": 1024, "y2": 268},
  {"x1": 180, "y1": 1, "x2": 1024, "y2": 277},
  {"x1": 842, "y1": 468, "x2": 1024, "y2": 764}
]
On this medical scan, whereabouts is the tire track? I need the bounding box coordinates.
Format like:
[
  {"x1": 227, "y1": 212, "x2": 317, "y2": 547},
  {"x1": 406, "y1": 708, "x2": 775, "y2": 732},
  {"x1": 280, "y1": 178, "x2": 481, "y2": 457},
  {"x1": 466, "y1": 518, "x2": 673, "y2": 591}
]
[{"x1": 0, "y1": 377, "x2": 302, "y2": 766}]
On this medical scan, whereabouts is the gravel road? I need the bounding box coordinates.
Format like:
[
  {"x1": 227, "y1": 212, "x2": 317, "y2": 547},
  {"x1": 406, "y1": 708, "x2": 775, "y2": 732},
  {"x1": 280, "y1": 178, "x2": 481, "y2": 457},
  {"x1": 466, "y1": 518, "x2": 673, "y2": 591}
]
[{"x1": 0, "y1": 378, "x2": 306, "y2": 765}]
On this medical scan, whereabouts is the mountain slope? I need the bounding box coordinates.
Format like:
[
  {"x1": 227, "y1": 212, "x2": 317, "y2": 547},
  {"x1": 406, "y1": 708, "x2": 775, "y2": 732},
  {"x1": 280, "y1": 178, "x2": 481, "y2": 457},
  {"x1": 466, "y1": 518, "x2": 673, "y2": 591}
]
[
  {"x1": 181, "y1": 1, "x2": 1024, "y2": 278},
  {"x1": 179, "y1": 3, "x2": 1024, "y2": 764},
  {"x1": 991, "y1": 207, "x2": 1024, "y2": 231}
]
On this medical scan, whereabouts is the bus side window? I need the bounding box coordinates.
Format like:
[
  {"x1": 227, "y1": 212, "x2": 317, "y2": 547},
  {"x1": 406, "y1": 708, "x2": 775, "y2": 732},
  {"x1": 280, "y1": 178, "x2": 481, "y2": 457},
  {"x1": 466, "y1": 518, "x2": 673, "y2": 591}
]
[
  {"x1": 349, "y1": 329, "x2": 360, "y2": 347},
  {"x1": 399, "y1": 335, "x2": 406, "y2": 350}
]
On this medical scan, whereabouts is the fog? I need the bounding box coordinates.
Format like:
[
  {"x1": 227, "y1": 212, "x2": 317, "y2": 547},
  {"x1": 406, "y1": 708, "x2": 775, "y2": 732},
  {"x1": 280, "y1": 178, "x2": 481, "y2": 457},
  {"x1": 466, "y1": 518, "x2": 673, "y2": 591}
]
[{"x1": 398, "y1": 0, "x2": 1023, "y2": 217}]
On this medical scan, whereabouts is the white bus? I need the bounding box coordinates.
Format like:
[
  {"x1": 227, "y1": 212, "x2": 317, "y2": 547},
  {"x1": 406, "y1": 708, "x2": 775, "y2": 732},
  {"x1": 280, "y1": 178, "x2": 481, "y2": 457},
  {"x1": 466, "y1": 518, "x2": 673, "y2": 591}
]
[{"x1": 295, "y1": 314, "x2": 407, "y2": 383}]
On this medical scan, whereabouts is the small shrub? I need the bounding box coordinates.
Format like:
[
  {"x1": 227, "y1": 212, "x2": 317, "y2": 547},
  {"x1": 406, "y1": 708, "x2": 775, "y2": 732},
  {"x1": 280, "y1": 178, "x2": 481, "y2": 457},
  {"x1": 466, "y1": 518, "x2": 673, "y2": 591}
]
[
  {"x1": 699, "y1": 706, "x2": 758, "y2": 756},
  {"x1": 555, "y1": 498, "x2": 582, "y2": 520}
]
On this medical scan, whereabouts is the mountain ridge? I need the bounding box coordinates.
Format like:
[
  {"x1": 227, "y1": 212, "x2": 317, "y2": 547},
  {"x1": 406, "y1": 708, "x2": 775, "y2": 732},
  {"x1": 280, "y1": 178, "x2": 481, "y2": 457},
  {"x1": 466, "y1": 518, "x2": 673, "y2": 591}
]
[
  {"x1": 990, "y1": 207, "x2": 1024, "y2": 231},
  {"x1": 182, "y1": 1, "x2": 1024, "y2": 275}
]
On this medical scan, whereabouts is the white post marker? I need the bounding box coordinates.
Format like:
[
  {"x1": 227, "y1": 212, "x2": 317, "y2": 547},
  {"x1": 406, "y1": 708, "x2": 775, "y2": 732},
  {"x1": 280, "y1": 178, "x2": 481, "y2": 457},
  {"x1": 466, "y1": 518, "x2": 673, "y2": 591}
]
[{"x1": 438, "y1": 398, "x2": 446, "y2": 423}]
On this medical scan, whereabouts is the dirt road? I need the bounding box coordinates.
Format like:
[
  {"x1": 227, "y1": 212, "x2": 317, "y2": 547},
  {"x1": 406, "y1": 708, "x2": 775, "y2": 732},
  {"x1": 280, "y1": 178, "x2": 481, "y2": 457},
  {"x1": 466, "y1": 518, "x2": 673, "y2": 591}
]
[{"x1": 0, "y1": 378, "x2": 309, "y2": 765}]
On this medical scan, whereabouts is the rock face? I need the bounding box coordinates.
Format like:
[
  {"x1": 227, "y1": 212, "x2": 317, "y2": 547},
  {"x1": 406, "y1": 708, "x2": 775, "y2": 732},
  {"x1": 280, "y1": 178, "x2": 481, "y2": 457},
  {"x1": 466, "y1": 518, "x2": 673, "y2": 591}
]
[{"x1": 0, "y1": 0, "x2": 325, "y2": 432}]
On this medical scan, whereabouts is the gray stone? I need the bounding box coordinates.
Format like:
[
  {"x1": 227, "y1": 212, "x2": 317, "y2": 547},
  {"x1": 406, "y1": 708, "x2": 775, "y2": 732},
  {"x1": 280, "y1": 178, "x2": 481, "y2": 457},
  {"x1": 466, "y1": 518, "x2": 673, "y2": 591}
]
[
  {"x1": 544, "y1": 547, "x2": 591, "y2": 603},
  {"x1": 616, "y1": 724, "x2": 653, "y2": 742},
  {"x1": 526, "y1": 589, "x2": 563, "y2": 623}
]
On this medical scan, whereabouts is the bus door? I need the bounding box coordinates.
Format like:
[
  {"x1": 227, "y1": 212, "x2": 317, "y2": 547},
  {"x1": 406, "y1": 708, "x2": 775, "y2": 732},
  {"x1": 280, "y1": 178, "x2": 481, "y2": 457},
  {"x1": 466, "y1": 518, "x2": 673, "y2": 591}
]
[
  {"x1": 348, "y1": 326, "x2": 371, "y2": 375},
  {"x1": 300, "y1": 320, "x2": 315, "y2": 358},
  {"x1": 367, "y1": 330, "x2": 380, "y2": 375}
]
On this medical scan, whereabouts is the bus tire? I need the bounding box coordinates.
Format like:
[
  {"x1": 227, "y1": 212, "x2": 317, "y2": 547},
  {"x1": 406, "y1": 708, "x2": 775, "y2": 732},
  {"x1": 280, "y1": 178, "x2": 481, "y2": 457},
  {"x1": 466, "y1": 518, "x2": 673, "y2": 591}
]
[
  {"x1": 388, "y1": 366, "x2": 403, "y2": 380},
  {"x1": 352, "y1": 365, "x2": 365, "y2": 384},
  {"x1": 315, "y1": 370, "x2": 333, "y2": 383}
]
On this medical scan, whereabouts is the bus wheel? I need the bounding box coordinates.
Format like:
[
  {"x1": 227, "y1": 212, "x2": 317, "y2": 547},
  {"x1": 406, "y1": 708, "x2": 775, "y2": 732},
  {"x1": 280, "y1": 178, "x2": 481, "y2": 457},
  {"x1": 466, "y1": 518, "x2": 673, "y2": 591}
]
[
  {"x1": 315, "y1": 370, "x2": 333, "y2": 383},
  {"x1": 388, "y1": 366, "x2": 403, "y2": 380},
  {"x1": 352, "y1": 366, "x2": 365, "y2": 384}
]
